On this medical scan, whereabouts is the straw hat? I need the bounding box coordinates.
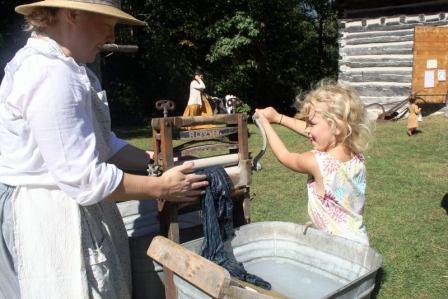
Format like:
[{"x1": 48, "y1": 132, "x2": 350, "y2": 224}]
[{"x1": 15, "y1": 0, "x2": 146, "y2": 26}]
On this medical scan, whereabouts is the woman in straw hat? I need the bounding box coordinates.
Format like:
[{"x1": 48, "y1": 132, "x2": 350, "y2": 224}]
[{"x1": 0, "y1": 1, "x2": 208, "y2": 298}]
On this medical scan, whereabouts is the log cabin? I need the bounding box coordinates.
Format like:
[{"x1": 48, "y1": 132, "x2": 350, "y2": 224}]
[{"x1": 337, "y1": 0, "x2": 448, "y2": 116}]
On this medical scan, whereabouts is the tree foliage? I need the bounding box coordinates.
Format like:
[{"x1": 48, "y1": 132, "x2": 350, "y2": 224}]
[{"x1": 1, "y1": 0, "x2": 341, "y2": 125}]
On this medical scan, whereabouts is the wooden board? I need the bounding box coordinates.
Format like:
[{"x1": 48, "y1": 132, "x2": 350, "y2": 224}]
[
  {"x1": 412, "y1": 26, "x2": 448, "y2": 103},
  {"x1": 147, "y1": 236, "x2": 289, "y2": 299},
  {"x1": 177, "y1": 127, "x2": 238, "y2": 140},
  {"x1": 148, "y1": 236, "x2": 231, "y2": 298}
]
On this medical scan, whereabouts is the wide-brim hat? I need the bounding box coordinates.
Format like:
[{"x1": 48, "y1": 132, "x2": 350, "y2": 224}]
[{"x1": 15, "y1": 0, "x2": 146, "y2": 26}]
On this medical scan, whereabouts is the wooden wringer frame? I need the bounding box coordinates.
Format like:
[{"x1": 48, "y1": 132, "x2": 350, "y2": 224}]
[
  {"x1": 150, "y1": 113, "x2": 252, "y2": 240},
  {"x1": 149, "y1": 111, "x2": 260, "y2": 297}
]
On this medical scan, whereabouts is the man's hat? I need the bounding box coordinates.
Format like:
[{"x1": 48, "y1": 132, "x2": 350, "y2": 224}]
[{"x1": 15, "y1": 0, "x2": 146, "y2": 26}]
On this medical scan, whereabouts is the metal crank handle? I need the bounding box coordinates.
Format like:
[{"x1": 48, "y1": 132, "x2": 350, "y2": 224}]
[
  {"x1": 147, "y1": 161, "x2": 163, "y2": 177},
  {"x1": 251, "y1": 113, "x2": 267, "y2": 171}
]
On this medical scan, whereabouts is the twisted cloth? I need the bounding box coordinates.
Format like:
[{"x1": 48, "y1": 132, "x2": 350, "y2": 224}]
[{"x1": 198, "y1": 166, "x2": 271, "y2": 290}]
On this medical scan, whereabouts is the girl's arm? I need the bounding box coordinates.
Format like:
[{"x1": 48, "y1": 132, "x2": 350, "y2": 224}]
[
  {"x1": 257, "y1": 113, "x2": 316, "y2": 174},
  {"x1": 279, "y1": 113, "x2": 307, "y2": 137},
  {"x1": 415, "y1": 104, "x2": 422, "y2": 113},
  {"x1": 256, "y1": 107, "x2": 307, "y2": 137}
]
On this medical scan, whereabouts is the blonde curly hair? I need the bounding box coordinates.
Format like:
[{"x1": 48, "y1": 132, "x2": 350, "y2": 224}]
[
  {"x1": 297, "y1": 80, "x2": 374, "y2": 154},
  {"x1": 23, "y1": 7, "x2": 59, "y2": 33}
]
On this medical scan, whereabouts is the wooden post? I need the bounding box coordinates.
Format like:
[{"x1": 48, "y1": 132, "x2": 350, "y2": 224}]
[
  {"x1": 159, "y1": 119, "x2": 178, "y2": 242},
  {"x1": 237, "y1": 114, "x2": 248, "y2": 161},
  {"x1": 158, "y1": 118, "x2": 179, "y2": 299},
  {"x1": 237, "y1": 114, "x2": 250, "y2": 225},
  {"x1": 152, "y1": 120, "x2": 160, "y2": 170}
]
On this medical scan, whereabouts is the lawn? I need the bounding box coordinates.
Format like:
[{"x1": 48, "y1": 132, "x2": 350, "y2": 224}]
[{"x1": 117, "y1": 115, "x2": 448, "y2": 298}]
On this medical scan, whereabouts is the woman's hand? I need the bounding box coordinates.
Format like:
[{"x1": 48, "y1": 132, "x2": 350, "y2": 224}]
[
  {"x1": 255, "y1": 107, "x2": 281, "y2": 124},
  {"x1": 159, "y1": 162, "x2": 208, "y2": 202}
]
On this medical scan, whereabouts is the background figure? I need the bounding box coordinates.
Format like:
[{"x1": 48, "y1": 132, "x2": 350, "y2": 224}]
[
  {"x1": 0, "y1": 1, "x2": 207, "y2": 298},
  {"x1": 183, "y1": 69, "x2": 213, "y2": 117},
  {"x1": 407, "y1": 97, "x2": 422, "y2": 136},
  {"x1": 183, "y1": 69, "x2": 214, "y2": 129}
]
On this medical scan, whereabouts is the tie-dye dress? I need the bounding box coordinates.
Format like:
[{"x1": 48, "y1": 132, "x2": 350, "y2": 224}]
[{"x1": 307, "y1": 150, "x2": 369, "y2": 245}]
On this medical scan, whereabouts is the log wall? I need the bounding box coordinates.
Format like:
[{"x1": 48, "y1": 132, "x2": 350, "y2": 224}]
[{"x1": 338, "y1": 12, "x2": 448, "y2": 107}]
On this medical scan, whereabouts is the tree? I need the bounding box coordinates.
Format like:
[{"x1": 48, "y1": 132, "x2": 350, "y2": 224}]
[
  {"x1": 0, "y1": 1, "x2": 29, "y2": 79},
  {"x1": 1, "y1": 1, "x2": 341, "y2": 124}
]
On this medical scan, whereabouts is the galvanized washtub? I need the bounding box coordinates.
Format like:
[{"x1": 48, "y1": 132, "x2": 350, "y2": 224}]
[{"x1": 154, "y1": 221, "x2": 382, "y2": 299}]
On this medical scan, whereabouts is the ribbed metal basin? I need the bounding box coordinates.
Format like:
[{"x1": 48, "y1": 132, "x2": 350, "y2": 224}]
[{"x1": 158, "y1": 221, "x2": 382, "y2": 299}]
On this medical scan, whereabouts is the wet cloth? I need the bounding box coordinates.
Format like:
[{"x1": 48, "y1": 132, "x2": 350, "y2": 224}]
[
  {"x1": 0, "y1": 183, "x2": 19, "y2": 298},
  {"x1": 307, "y1": 151, "x2": 369, "y2": 245},
  {"x1": 199, "y1": 166, "x2": 271, "y2": 290}
]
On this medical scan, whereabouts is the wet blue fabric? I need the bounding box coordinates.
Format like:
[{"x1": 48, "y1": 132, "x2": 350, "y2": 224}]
[
  {"x1": 198, "y1": 166, "x2": 271, "y2": 290},
  {"x1": 0, "y1": 183, "x2": 20, "y2": 298}
]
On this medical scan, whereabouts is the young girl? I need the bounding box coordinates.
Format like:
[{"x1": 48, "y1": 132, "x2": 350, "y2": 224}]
[
  {"x1": 256, "y1": 82, "x2": 374, "y2": 245},
  {"x1": 407, "y1": 96, "x2": 422, "y2": 136}
]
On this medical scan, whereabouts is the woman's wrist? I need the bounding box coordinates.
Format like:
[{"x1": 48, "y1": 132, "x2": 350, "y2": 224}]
[
  {"x1": 142, "y1": 175, "x2": 165, "y2": 199},
  {"x1": 155, "y1": 176, "x2": 168, "y2": 199}
]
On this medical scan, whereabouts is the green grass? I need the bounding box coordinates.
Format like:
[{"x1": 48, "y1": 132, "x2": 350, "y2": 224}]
[{"x1": 117, "y1": 115, "x2": 448, "y2": 298}]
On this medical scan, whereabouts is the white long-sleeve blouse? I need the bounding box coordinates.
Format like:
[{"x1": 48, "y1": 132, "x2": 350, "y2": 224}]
[
  {"x1": 187, "y1": 78, "x2": 206, "y2": 105},
  {"x1": 0, "y1": 36, "x2": 126, "y2": 206}
]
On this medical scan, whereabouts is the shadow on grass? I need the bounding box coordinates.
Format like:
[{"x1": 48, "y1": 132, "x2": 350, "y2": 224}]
[
  {"x1": 421, "y1": 103, "x2": 446, "y2": 117},
  {"x1": 408, "y1": 129, "x2": 423, "y2": 136},
  {"x1": 113, "y1": 127, "x2": 152, "y2": 139},
  {"x1": 371, "y1": 267, "x2": 386, "y2": 298},
  {"x1": 441, "y1": 194, "x2": 448, "y2": 215}
]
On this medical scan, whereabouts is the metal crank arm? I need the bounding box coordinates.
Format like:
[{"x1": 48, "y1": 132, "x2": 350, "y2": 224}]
[{"x1": 251, "y1": 114, "x2": 267, "y2": 171}]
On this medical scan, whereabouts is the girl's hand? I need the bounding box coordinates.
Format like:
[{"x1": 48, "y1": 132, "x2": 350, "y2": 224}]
[
  {"x1": 256, "y1": 107, "x2": 281, "y2": 124},
  {"x1": 159, "y1": 162, "x2": 208, "y2": 202},
  {"x1": 255, "y1": 109, "x2": 270, "y2": 127}
]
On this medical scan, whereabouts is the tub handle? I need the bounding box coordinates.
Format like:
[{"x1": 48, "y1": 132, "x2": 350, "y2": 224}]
[{"x1": 303, "y1": 221, "x2": 314, "y2": 235}]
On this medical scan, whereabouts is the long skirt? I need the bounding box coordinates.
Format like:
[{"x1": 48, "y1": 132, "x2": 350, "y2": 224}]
[
  {"x1": 0, "y1": 183, "x2": 19, "y2": 298},
  {"x1": 183, "y1": 96, "x2": 215, "y2": 129},
  {"x1": 0, "y1": 184, "x2": 132, "y2": 299}
]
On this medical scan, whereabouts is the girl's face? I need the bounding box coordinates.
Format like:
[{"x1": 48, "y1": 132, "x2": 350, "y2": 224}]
[
  {"x1": 304, "y1": 111, "x2": 337, "y2": 152},
  {"x1": 69, "y1": 11, "x2": 117, "y2": 63}
]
